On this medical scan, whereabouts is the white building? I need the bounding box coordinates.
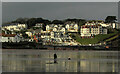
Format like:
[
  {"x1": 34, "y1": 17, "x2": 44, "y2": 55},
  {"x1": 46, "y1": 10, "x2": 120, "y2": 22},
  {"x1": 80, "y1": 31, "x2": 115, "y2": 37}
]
[
  {"x1": 85, "y1": 21, "x2": 120, "y2": 29},
  {"x1": 34, "y1": 23, "x2": 43, "y2": 28},
  {"x1": 44, "y1": 23, "x2": 79, "y2": 45},
  {"x1": 25, "y1": 32, "x2": 32, "y2": 37},
  {"x1": 109, "y1": 23, "x2": 119, "y2": 29},
  {"x1": 46, "y1": 24, "x2": 66, "y2": 33},
  {"x1": 80, "y1": 25, "x2": 107, "y2": 38},
  {"x1": 85, "y1": 21, "x2": 110, "y2": 27},
  {"x1": 65, "y1": 23, "x2": 78, "y2": 32},
  {"x1": 2, "y1": 23, "x2": 27, "y2": 31},
  {"x1": 1, "y1": 34, "x2": 24, "y2": 42},
  {"x1": 46, "y1": 25, "x2": 51, "y2": 32}
]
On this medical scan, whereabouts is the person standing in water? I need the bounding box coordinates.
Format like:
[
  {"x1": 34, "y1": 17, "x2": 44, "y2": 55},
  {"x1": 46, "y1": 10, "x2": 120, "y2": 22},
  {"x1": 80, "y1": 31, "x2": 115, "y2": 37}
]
[{"x1": 54, "y1": 53, "x2": 57, "y2": 63}]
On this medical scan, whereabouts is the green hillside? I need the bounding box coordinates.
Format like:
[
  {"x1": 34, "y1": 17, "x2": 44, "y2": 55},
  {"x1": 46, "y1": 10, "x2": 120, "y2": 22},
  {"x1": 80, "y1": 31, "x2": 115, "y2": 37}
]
[{"x1": 72, "y1": 31, "x2": 118, "y2": 44}]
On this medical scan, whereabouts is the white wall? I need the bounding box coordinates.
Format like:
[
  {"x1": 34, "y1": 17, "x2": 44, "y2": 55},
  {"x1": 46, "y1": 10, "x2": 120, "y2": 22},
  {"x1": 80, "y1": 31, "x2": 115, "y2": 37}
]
[{"x1": 2, "y1": 37, "x2": 8, "y2": 42}]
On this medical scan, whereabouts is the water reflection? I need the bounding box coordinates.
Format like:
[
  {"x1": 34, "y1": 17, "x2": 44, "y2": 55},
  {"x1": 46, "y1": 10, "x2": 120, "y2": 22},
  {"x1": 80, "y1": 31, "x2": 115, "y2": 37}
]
[{"x1": 2, "y1": 50, "x2": 119, "y2": 72}]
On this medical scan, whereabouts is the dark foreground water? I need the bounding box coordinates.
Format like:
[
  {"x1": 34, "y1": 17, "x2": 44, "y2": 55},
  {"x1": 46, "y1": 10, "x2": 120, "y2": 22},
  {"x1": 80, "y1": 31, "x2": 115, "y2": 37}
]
[{"x1": 2, "y1": 49, "x2": 120, "y2": 72}]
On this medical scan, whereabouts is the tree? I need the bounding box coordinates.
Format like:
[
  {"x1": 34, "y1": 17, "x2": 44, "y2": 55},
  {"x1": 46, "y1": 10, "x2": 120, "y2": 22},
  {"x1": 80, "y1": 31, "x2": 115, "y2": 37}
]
[
  {"x1": 12, "y1": 18, "x2": 28, "y2": 24},
  {"x1": 64, "y1": 18, "x2": 86, "y2": 25},
  {"x1": 22, "y1": 33, "x2": 29, "y2": 39},
  {"x1": 35, "y1": 18, "x2": 51, "y2": 31},
  {"x1": 43, "y1": 19, "x2": 51, "y2": 24},
  {"x1": 36, "y1": 18, "x2": 43, "y2": 23},
  {"x1": 105, "y1": 16, "x2": 117, "y2": 23},
  {"x1": 27, "y1": 18, "x2": 37, "y2": 29},
  {"x1": 52, "y1": 20, "x2": 64, "y2": 24},
  {"x1": 20, "y1": 30, "x2": 29, "y2": 39}
]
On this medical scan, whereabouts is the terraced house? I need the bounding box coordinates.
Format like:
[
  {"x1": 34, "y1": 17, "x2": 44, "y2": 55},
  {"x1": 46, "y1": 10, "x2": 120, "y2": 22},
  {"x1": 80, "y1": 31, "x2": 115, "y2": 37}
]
[
  {"x1": 80, "y1": 24, "x2": 107, "y2": 38},
  {"x1": 85, "y1": 21, "x2": 120, "y2": 29}
]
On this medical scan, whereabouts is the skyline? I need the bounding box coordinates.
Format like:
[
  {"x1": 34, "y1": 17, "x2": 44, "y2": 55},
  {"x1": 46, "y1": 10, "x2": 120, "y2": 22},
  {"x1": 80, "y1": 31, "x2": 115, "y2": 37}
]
[{"x1": 2, "y1": 2, "x2": 118, "y2": 23}]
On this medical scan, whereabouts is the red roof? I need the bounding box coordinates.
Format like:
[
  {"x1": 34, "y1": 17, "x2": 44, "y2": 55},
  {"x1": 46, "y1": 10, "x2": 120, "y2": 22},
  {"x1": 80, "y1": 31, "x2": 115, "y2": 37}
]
[{"x1": 1, "y1": 33, "x2": 16, "y2": 37}]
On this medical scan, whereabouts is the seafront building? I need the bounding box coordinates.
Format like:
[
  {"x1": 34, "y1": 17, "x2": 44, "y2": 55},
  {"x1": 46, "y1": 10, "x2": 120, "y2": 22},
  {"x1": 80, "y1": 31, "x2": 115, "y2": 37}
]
[{"x1": 80, "y1": 24, "x2": 107, "y2": 38}]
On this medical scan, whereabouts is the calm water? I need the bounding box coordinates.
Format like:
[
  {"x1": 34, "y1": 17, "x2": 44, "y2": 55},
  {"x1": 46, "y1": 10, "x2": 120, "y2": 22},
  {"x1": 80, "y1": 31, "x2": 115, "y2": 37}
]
[{"x1": 2, "y1": 49, "x2": 120, "y2": 72}]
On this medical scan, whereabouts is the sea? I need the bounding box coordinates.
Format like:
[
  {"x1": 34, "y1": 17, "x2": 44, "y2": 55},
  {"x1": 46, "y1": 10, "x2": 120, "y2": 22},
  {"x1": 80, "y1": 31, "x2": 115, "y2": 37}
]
[{"x1": 2, "y1": 49, "x2": 120, "y2": 72}]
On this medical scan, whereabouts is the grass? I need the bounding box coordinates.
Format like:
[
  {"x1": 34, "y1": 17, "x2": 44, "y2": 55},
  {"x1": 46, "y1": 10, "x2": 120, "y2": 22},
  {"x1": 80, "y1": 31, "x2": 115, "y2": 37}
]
[{"x1": 73, "y1": 31, "x2": 118, "y2": 44}]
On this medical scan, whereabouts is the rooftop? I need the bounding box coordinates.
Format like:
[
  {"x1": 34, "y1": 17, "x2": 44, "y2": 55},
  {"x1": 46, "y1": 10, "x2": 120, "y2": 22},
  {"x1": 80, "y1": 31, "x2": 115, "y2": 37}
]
[{"x1": 1, "y1": 33, "x2": 16, "y2": 37}]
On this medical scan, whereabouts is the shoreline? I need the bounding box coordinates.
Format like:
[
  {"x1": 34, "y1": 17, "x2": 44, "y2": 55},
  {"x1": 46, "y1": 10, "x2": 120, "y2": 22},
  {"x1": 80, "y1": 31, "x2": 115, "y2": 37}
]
[
  {"x1": 2, "y1": 48, "x2": 119, "y2": 51},
  {"x1": 2, "y1": 42, "x2": 119, "y2": 51}
]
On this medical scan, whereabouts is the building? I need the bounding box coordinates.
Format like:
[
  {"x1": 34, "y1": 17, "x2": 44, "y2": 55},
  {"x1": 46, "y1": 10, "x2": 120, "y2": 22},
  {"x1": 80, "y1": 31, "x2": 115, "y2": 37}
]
[
  {"x1": 33, "y1": 23, "x2": 44, "y2": 30},
  {"x1": 46, "y1": 24, "x2": 55, "y2": 32},
  {"x1": 25, "y1": 32, "x2": 33, "y2": 37},
  {"x1": 34, "y1": 23, "x2": 43, "y2": 28},
  {"x1": 109, "y1": 23, "x2": 120, "y2": 29},
  {"x1": 80, "y1": 25, "x2": 107, "y2": 38},
  {"x1": 1, "y1": 34, "x2": 24, "y2": 42},
  {"x1": 85, "y1": 21, "x2": 110, "y2": 27},
  {"x1": 85, "y1": 21, "x2": 120, "y2": 29},
  {"x1": 65, "y1": 22, "x2": 78, "y2": 32},
  {"x1": 2, "y1": 23, "x2": 27, "y2": 31}
]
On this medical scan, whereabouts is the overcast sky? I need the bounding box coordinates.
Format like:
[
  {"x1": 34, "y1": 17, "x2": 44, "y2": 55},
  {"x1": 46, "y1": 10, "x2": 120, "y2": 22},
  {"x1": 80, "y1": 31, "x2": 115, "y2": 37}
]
[{"x1": 2, "y1": 2, "x2": 118, "y2": 23}]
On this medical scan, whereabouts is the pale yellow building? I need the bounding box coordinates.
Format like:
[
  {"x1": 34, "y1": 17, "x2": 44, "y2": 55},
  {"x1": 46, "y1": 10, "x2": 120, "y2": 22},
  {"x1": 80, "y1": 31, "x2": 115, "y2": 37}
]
[{"x1": 81, "y1": 25, "x2": 107, "y2": 38}]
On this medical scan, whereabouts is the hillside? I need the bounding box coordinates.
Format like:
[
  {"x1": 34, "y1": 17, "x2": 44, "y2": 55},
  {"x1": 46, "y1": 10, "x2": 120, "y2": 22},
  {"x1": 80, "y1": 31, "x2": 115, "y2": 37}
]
[{"x1": 71, "y1": 31, "x2": 118, "y2": 45}]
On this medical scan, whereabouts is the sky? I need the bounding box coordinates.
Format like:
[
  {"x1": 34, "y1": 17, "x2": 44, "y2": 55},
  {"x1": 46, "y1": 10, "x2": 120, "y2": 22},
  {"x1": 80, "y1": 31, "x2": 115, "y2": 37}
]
[{"x1": 2, "y1": 2, "x2": 118, "y2": 23}]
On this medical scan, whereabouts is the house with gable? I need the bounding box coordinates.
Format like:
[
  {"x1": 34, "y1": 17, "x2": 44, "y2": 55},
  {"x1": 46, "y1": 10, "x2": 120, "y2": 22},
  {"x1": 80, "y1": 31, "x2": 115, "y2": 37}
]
[{"x1": 65, "y1": 22, "x2": 78, "y2": 32}]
